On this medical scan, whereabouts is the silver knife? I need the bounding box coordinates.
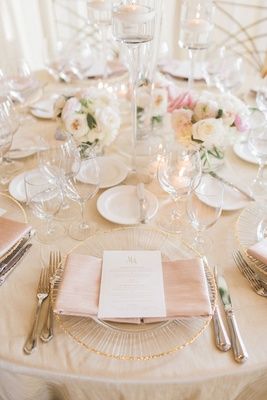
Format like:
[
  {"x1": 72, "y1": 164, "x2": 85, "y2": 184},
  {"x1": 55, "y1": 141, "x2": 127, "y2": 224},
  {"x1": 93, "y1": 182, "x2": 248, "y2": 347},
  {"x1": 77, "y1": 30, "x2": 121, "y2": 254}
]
[
  {"x1": 209, "y1": 171, "x2": 255, "y2": 202},
  {"x1": 212, "y1": 266, "x2": 231, "y2": 352},
  {"x1": 0, "y1": 243, "x2": 32, "y2": 285},
  {"x1": 0, "y1": 230, "x2": 35, "y2": 273},
  {"x1": 216, "y1": 271, "x2": 249, "y2": 363},
  {"x1": 136, "y1": 183, "x2": 147, "y2": 224}
]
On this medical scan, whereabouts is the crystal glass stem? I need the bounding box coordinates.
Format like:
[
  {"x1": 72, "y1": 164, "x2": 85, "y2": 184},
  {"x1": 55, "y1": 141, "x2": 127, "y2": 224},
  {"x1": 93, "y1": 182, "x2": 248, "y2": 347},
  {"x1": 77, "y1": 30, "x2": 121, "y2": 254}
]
[{"x1": 101, "y1": 24, "x2": 109, "y2": 81}]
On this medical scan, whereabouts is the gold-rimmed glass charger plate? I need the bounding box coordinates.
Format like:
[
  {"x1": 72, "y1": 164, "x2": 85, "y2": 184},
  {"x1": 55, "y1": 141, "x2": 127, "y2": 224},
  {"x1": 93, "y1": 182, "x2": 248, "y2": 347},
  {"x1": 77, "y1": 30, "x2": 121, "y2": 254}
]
[
  {"x1": 52, "y1": 226, "x2": 216, "y2": 360},
  {"x1": 236, "y1": 201, "x2": 267, "y2": 280}
]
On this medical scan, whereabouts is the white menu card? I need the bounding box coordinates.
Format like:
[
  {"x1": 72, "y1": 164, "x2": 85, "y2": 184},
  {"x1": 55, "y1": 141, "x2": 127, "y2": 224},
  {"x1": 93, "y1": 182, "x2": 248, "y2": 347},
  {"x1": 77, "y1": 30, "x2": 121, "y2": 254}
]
[{"x1": 97, "y1": 250, "x2": 166, "y2": 319}]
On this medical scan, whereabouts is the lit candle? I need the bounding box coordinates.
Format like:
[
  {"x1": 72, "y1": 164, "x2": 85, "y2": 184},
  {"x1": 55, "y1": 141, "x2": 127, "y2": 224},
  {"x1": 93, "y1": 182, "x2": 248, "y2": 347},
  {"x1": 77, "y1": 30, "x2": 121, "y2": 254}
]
[
  {"x1": 113, "y1": 4, "x2": 155, "y2": 24},
  {"x1": 88, "y1": 0, "x2": 112, "y2": 11},
  {"x1": 183, "y1": 18, "x2": 212, "y2": 33}
]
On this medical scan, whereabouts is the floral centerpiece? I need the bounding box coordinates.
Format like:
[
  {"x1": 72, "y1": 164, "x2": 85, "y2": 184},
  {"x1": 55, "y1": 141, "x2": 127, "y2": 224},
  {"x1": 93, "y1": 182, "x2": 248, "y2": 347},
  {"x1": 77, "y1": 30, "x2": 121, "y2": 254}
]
[
  {"x1": 168, "y1": 90, "x2": 249, "y2": 171},
  {"x1": 54, "y1": 88, "x2": 121, "y2": 157}
]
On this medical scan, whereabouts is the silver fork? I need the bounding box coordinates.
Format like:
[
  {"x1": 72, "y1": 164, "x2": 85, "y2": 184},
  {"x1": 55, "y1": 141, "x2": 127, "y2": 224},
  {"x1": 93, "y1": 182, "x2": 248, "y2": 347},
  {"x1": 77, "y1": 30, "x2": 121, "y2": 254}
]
[
  {"x1": 40, "y1": 251, "x2": 61, "y2": 343},
  {"x1": 233, "y1": 251, "x2": 267, "y2": 297},
  {"x1": 23, "y1": 268, "x2": 49, "y2": 354}
]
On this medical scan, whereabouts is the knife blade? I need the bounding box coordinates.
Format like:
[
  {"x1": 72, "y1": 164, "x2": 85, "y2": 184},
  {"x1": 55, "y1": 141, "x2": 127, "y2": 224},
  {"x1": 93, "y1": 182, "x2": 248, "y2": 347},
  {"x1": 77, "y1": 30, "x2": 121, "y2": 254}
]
[
  {"x1": 0, "y1": 243, "x2": 32, "y2": 285},
  {"x1": 136, "y1": 183, "x2": 147, "y2": 224},
  {"x1": 215, "y1": 269, "x2": 248, "y2": 363},
  {"x1": 209, "y1": 171, "x2": 255, "y2": 202}
]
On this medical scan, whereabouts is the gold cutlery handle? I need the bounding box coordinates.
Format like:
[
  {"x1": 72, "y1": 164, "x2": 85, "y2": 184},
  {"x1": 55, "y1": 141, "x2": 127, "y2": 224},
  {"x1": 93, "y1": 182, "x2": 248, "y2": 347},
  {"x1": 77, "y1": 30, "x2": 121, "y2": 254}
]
[
  {"x1": 40, "y1": 296, "x2": 54, "y2": 342},
  {"x1": 23, "y1": 298, "x2": 44, "y2": 354},
  {"x1": 213, "y1": 306, "x2": 231, "y2": 351},
  {"x1": 226, "y1": 310, "x2": 248, "y2": 363}
]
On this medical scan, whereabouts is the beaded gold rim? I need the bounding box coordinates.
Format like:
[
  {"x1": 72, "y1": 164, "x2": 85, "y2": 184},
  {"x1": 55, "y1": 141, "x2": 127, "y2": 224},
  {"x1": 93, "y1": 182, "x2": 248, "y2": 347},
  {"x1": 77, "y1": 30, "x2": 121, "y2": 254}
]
[{"x1": 52, "y1": 226, "x2": 216, "y2": 361}]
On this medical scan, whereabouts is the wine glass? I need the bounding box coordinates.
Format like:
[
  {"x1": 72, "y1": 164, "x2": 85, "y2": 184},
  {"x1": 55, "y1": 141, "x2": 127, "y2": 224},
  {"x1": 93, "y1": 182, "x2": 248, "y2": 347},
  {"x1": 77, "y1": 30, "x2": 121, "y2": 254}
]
[
  {"x1": 112, "y1": 0, "x2": 156, "y2": 177},
  {"x1": 87, "y1": 0, "x2": 112, "y2": 83},
  {"x1": 248, "y1": 125, "x2": 267, "y2": 199},
  {"x1": 38, "y1": 139, "x2": 81, "y2": 219},
  {"x1": 179, "y1": 0, "x2": 215, "y2": 89},
  {"x1": 24, "y1": 169, "x2": 65, "y2": 243},
  {"x1": 157, "y1": 144, "x2": 202, "y2": 233},
  {"x1": 215, "y1": 54, "x2": 244, "y2": 94},
  {"x1": 187, "y1": 177, "x2": 224, "y2": 253},
  {"x1": 65, "y1": 150, "x2": 100, "y2": 241}
]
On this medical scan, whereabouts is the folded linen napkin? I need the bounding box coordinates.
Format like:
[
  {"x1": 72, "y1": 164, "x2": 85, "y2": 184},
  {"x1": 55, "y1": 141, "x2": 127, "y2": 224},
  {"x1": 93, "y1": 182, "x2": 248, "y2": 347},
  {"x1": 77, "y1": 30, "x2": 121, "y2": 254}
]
[
  {"x1": 247, "y1": 238, "x2": 267, "y2": 264},
  {"x1": 0, "y1": 217, "x2": 32, "y2": 259},
  {"x1": 54, "y1": 253, "x2": 212, "y2": 323}
]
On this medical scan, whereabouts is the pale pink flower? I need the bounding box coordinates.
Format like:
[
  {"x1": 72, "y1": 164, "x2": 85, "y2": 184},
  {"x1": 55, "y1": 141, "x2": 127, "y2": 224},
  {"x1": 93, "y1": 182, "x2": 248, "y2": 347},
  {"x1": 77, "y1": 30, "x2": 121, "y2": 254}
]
[{"x1": 61, "y1": 97, "x2": 81, "y2": 121}]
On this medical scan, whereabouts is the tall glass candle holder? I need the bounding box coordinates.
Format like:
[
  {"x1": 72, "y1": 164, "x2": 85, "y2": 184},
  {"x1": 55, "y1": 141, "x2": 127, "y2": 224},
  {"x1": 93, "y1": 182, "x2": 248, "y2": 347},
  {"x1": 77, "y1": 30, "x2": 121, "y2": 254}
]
[
  {"x1": 179, "y1": 0, "x2": 215, "y2": 89},
  {"x1": 112, "y1": 1, "x2": 156, "y2": 177}
]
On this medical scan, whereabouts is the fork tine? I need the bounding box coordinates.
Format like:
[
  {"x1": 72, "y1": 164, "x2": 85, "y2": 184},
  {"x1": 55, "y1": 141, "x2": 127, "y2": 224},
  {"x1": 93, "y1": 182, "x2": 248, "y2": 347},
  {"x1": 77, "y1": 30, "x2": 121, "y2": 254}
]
[{"x1": 233, "y1": 251, "x2": 264, "y2": 293}]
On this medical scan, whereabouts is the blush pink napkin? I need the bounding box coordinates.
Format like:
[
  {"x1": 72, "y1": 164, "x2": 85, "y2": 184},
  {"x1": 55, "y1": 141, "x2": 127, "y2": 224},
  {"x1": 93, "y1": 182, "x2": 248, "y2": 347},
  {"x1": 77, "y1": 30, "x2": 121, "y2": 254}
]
[
  {"x1": 0, "y1": 217, "x2": 32, "y2": 258},
  {"x1": 54, "y1": 254, "x2": 212, "y2": 323},
  {"x1": 247, "y1": 238, "x2": 267, "y2": 264}
]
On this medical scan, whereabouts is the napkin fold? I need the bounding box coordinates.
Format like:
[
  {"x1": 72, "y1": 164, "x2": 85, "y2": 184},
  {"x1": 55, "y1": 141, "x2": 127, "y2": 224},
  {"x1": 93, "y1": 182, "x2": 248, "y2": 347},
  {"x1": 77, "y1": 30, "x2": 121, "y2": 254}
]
[
  {"x1": 0, "y1": 217, "x2": 32, "y2": 259},
  {"x1": 54, "y1": 253, "x2": 212, "y2": 323},
  {"x1": 247, "y1": 238, "x2": 267, "y2": 265}
]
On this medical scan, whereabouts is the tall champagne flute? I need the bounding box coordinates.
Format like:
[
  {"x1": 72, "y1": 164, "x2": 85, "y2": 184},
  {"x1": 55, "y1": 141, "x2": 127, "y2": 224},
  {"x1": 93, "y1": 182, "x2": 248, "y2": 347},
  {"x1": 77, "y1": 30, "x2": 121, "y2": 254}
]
[
  {"x1": 157, "y1": 144, "x2": 202, "y2": 233},
  {"x1": 248, "y1": 125, "x2": 267, "y2": 199},
  {"x1": 179, "y1": 0, "x2": 215, "y2": 89},
  {"x1": 112, "y1": 1, "x2": 156, "y2": 176},
  {"x1": 187, "y1": 178, "x2": 224, "y2": 253},
  {"x1": 87, "y1": 0, "x2": 112, "y2": 83},
  {"x1": 65, "y1": 150, "x2": 100, "y2": 241}
]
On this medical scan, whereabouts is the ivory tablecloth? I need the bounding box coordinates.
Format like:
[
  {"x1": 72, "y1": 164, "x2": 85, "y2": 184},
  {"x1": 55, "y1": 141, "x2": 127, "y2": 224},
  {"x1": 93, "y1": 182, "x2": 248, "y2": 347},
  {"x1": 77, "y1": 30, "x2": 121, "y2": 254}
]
[{"x1": 0, "y1": 72, "x2": 267, "y2": 400}]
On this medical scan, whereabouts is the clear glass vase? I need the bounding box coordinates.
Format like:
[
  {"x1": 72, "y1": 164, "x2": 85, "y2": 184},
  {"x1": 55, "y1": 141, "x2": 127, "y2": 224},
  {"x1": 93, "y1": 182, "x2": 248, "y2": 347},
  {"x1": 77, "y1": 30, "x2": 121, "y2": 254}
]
[{"x1": 200, "y1": 144, "x2": 225, "y2": 172}]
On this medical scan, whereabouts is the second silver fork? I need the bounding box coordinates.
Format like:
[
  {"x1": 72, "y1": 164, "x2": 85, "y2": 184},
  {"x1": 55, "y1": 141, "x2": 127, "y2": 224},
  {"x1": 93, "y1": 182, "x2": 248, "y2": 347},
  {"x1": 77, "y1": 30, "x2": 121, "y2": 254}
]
[
  {"x1": 233, "y1": 251, "x2": 267, "y2": 297},
  {"x1": 40, "y1": 251, "x2": 61, "y2": 342}
]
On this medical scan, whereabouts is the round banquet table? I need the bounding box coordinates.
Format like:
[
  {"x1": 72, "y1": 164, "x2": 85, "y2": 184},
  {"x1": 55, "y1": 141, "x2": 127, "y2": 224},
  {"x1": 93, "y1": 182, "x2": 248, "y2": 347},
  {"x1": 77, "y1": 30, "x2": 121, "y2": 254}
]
[{"x1": 0, "y1": 71, "x2": 267, "y2": 400}]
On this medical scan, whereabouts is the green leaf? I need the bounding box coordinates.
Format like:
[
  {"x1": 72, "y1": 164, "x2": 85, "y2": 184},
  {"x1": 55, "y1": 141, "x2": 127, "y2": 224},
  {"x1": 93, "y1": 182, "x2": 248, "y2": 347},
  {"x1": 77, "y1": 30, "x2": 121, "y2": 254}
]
[
  {"x1": 217, "y1": 109, "x2": 223, "y2": 118},
  {"x1": 87, "y1": 113, "x2": 97, "y2": 130}
]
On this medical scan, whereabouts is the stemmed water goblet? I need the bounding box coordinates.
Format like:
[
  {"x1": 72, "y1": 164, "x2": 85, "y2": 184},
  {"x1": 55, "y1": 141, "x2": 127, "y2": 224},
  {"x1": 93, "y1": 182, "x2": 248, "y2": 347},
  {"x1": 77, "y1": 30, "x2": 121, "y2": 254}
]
[
  {"x1": 247, "y1": 125, "x2": 267, "y2": 199},
  {"x1": 157, "y1": 144, "x2": 202, "y2": 233},
  {"x1": 187, "y1": 177, "x2": 224, "y2": 253},
  {"x1": 112, "y1": 0, "x2": 156, "y2": 178},
  {"x1": 38, "y1": 139, "x2": 81, "y2": 220},
  {"x1": 65, "y1": 149, "x2": 100, "y2": 241},
  {"x1": 179, "y1": 0, "x2": 215, "y2": 90},
  {"x1": 24, "y1": 169, "x2": 64, "y2": 243}
]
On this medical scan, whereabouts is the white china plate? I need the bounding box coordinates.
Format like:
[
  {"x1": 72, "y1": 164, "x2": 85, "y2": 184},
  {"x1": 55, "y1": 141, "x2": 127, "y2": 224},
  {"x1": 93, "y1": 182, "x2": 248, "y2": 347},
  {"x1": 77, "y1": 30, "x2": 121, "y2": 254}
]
[
  {"x1": 30, "y1": 95, "x2": 58, "y2": 119},
  {"x1": 77, "y1": 157, "x2": 128, "y2": 189},
  {"x1": 159, "y1": 59, "x2": 204, "y2": 80},
  {"x1": 97, "y1": 185, "x2": 159, "y2": 225},
  {"x1": 233, "y1": 141, "x2": 262, "y2": 165},
  {"x1": 9, "y1": 169, "x2": 40, "y2": 202},
  {"x1": 198, "y1": 174, "x2": 252, "y2": 211},
  {"x1": 8, "y1": 136, "x2": 40, "y2": 159}
]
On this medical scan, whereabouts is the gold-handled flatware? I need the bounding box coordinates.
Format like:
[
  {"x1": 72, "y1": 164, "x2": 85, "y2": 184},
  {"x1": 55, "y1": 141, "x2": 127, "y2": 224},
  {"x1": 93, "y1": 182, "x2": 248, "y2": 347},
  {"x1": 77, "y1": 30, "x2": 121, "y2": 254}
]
[
  {"x1": 40, "y1": 251, "x2": 61, "y2": 343},
  {"x1": 208, "y1": 171, "x2": 255, "y2": 202},
  {"x1": 23, "y1": 268, "x2": 49, "y2": 354}
]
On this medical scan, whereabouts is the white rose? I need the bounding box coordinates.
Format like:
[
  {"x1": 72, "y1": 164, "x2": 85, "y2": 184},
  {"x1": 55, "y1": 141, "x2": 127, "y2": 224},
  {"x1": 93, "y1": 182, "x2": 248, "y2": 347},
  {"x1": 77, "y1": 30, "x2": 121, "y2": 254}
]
[
  {"x1": 192, "y1": 118, "x2": 225, "y2": 146},
  {"x1": 61, "y1": 97, "x2": 81, "y2": 121},
  {"x1": 193, "y1": 100, "x2": 218, "y2": 121},
  {"x1": 64, "y1": 113, "x2": 88, "y2": 139},
  {"x1": 152, "y1": 88, "x2": 168, "y2": 116},
  {"x1": 171, "y1": 109, "x2": 193, "y2": 129},
  {"x1": 96, "y1": 107, "x2": 121, "y2": 132}
]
